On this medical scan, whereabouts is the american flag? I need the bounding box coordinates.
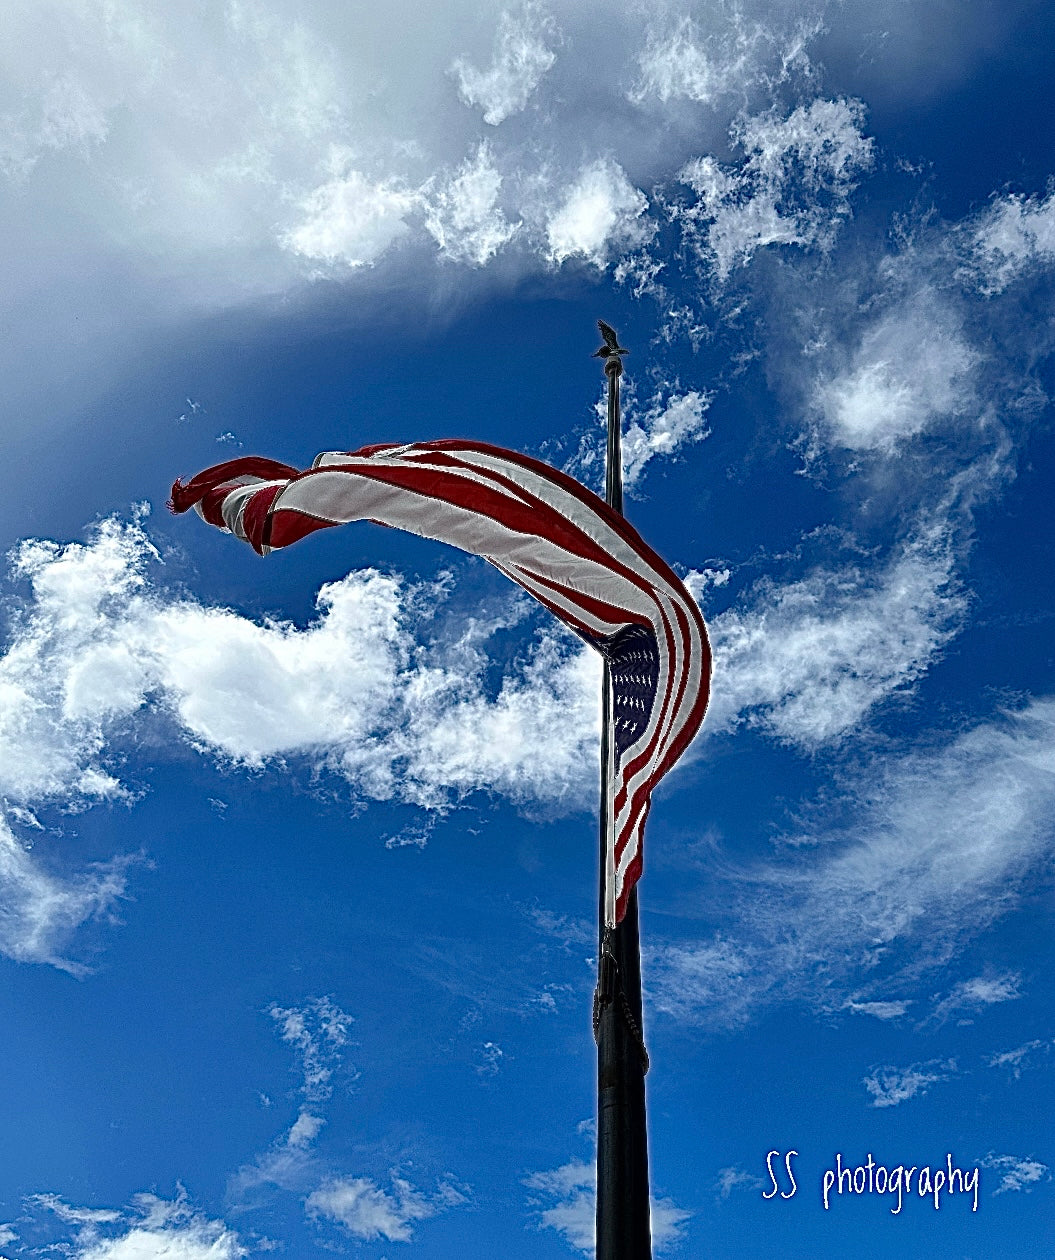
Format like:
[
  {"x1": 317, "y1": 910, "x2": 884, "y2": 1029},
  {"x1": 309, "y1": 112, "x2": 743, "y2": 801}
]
[{"x1": 170, "y1": 439, "x2": 711, "y2": 924}]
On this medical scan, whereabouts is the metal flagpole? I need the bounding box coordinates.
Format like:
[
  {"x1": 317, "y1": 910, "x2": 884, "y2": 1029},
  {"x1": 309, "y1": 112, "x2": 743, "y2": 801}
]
[{"x1": 593, "y1": 321, "x2": 651, "y2": 1260}]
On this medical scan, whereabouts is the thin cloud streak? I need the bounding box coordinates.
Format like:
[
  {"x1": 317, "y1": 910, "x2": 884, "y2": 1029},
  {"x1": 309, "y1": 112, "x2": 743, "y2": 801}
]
[{"x1": 0, "y1": 816, "x2": 135, "y2": 974}]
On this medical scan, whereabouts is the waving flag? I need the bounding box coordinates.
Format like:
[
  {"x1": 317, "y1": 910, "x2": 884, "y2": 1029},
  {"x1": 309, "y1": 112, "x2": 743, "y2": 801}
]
[{"x1": 170, "y1": 439, "x2": 710, "y2": 923}]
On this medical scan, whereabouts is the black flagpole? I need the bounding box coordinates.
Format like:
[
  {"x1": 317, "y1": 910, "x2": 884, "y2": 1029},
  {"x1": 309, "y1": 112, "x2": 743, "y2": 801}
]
[{"x1": 594, "y1": 323, "x2": 652, "y2": 1260}]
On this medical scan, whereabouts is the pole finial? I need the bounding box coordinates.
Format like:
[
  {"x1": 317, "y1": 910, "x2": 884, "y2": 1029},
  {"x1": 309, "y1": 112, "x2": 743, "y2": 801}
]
[{"x1": 592, "y1": 319, "x2": 629, "y2": 364}]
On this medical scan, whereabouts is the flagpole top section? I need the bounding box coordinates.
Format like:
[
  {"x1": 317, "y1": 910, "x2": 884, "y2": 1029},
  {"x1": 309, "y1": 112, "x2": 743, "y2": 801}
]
[{"x1": 604, "y1": 356, "x2": 623, "y2": 379}]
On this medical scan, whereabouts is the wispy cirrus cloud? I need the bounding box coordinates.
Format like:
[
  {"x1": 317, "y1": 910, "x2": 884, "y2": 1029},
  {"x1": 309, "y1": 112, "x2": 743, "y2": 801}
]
[
  {"x1": 704, "y1": 527, "x2": 965, "y2": 748},
  {"x1": 229, "y1": 997, "x2": 355, "y2": 1208},
  {"x1": 650, "y1": 699, "x2": 1055, "y2": 1028},
  {"x1": 970, "y1": 188, "x2": 1055, "y2": 294},
  {"x1": 449, "y1": 3, "x2": 558, "y2": 126},
  {"x1": 562, "y1": 379, "x2": 712, "y2": 497},
  {"x1": 715, "y1": 1165, "x2": 765, "y2": 1199},
  {"x1": 862, "y1": 1059, "x2": 957, "y2": 1108},
  {"x1": 0, "y1": 816, "x2": 136, "y2": 974},
  {"x1": 230, "y1": 997, "x2": 466, "y2": 1241},
  {"x1": 630, "y1": 12, "x2": 822, "y2": 107},
  {"x1": 845, "y1": 1000, "x2": 913, "y2": 1021},
  {"x1": 676, "y1": 97, "x2": 874, "y2": 281},
  {"x1": 986, "y1": 1039, "x2": 1052, "y2": 1079},
  {"x1": 981, "y1": 1153, "x2": 1051, "y2": 1196},
  {"x1": 16, "y1": 998, "x2": 465, "y2": 1253},
  {"x1": 623, "y1": 389, "x2": 713, "y2": 490},
  {"x1": 768, "y1": 165, "x2": 1052, "y2": 493},
  {"x1": 307, "y1": 1172, "x2": 464, "y2": 1243},
  {"x1": 269, "y1": 996, "x2": 354, "y2": 1103}
]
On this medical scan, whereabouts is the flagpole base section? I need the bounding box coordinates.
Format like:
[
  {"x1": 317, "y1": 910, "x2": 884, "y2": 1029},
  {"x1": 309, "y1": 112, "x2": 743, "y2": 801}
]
[{"x1": 595, "y1": 889, "x2": 651, "y2": 1260}]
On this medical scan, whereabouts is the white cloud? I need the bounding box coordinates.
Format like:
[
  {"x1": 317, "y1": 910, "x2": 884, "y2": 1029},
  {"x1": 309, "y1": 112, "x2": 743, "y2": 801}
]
[
  {"x1": 392, "y1": 630, "x2": 598, "y2": 810},
  {"x1": 648, "y1": 934, "x2": 759, "y2": 1029},
  {"x1": 0, "y1": 513, "x2": 599, "y2": 818},
  {"x1": 269, "y1": 996, "x2": 353, "y2": 1103},
  {"x1": 0, "y1": 509, "x2": 602, "y2": 964},
  {"x1": 715, "y1": 1166, "x2": 764, "y2": 1199},
  {"x1": 0, "y1": 0, "x2": 892, "y2": 433},
  {"x1": 25, "y1": 1191, "x2": 245, "y2": 1260},
  {"x1": 623, "y1": 389, "x2": 713, "y2": 490},
  {"x1": 982, "y1": 1154, "x2": 1051, "y2": 1195},
  {"x1": 231, "y1": 996, "x2": 469, "y2": 1237},
  {"x1": 287, "y1": 1109, "x2": 326, "y2": 1148},
  {"x1": 0, "y1": 0, "x2": 830, "y2": 305},
  {"x1": 814, "y1": 293, "x2": 979, "y2": 453},
  {"x1": 524, "y1": 904, "x2": 593, "y2": 949},
  {"x1": 449, "y1": 5, "x2": 558, "y2": 126},
  {"x1": 862, "y1": 1059, "x2": 955, "y2": 1108},
  {"x1": 76, "y1": 1219, "x2": 245, "y2": 1260},
  {"x1": 306, "y1": 1173, "x2": 435, "y2": 1243},
  {"x1": 930, "y1": 971, "x2": 1021, "y2": 1024},
  {"x1": 777, "y1": 175, "x2": 1055, "y2": 493},
  {"x1": 0, "y1": 0, "x2": 359, "y2": 285},
  {"x1": 1, "y1": 513, "x2": 159, "y2": 803},
  {"x1": 524, "y1": 1160, "x2": 595, "y2": 1253},
  {"x1": 546, "y1": 159, "x2": 652, "y2": 268},
  {"x1": 650, "y1": 698, "x2": 1055, "y2": 1027},
  {"x1": 704, "y1": 530, "x2": 965, "y2": 748},
  {"x1": 678, "y1": 97, "x2": 873, "y2": 279},
  {"x1": 475, "y1": 1041, "x2": 504, "y2": 1077},
  {"x1": 36, "y1": 74, "x2": 111, "y2": 158},
  {"x1": 282, "y1": 160, "x2": 419, "y2": 267},
  {"x1": 971, "y1": 188, "x2": 1055, "y2": 292},
  {"x1": 524, "y1": 1159, "x2": 690, "y2": 1254},
  {"x1": 986, "y1": 1039, "x2": 1050, "y2": 1078},
  {"x1": 683, "y1": 567, "x2": 731, "y2": 600},
  {"x1": 633, "y1": 17, "x2": 750, "y2": 106},
  {"x1": 796, "y1": 698, "x2": 1055, "y2": 951},
  {"x1": 229, "y1": 1000, "x2": 349, "y2": 1206},
  {"x1": 425, "y1": 143, "x2": 518, "y2": 264}
]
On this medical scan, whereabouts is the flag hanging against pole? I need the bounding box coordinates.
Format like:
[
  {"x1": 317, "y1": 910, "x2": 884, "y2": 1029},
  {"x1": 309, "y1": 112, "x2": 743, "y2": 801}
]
[{"x1": 170, "y1": 439, "x2": 710, "y2": 923}]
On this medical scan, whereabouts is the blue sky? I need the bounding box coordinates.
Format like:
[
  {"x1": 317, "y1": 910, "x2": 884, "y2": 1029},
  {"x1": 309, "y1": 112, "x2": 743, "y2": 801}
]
[{"x1": 2, "y1": 1, "x2": 1055, "y2": 1256}]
